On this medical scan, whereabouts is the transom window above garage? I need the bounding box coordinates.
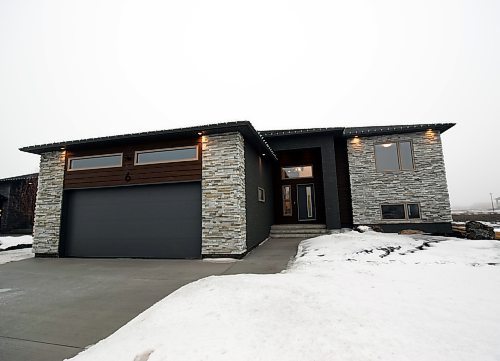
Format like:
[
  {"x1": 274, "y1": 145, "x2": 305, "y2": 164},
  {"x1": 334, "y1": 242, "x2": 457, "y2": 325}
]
[
  {"x1": 135, "y1": 146, "x2": 198, "y2": 165},
  {"x1": 68, "y1": 153, "x2": 123, "y2": 171}
]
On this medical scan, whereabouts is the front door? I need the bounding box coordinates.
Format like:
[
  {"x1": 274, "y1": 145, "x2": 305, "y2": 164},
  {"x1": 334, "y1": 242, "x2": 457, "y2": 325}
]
[
  {"x1": 274, "y1": 148, "x2": 325, "y2": 224},
  {"x1": 297, "y1": 184, "x2": 316, "y2": 221}
]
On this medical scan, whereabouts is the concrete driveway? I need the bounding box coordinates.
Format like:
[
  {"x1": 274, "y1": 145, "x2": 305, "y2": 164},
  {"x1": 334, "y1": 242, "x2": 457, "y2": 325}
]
[{"x1": 0, "y1": 238, "x2": 302, "y2": 361}]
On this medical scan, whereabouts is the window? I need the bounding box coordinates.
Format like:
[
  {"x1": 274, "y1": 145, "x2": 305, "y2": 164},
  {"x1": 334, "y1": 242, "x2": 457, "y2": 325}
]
[
  {"x1": 135, "y1": 146, "x2": 198, "y2": 165},
  {"x1": 381, "y1": 203, "x2": 421, "y2": 220},
  {"x1": 375, "y1": 141, "x2": 414, "y2": 172},
  {"x1": 281, "y1": 165, "x2": 313, "y2": 179},
  {"x1": 258, "y1": 187, "x2": 265, "y2": 202},
  {"x1": 282, "y1": 185, "x2": 292, "y2": 216},
  {"x1": 407, "y1": 203, "x2": 421, "y2": 219},
  {"x1": 381, "y1": 204, "x2": 406, "y2": 219},
  {"x1": 68, "y1": 154, "x2": 122, "y2": 171}
]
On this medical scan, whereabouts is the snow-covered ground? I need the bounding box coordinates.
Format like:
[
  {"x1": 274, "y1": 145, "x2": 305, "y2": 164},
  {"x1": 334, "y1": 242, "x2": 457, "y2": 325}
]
[
  {"x1": 0, "y1": 235, "x2": 34, "y2": 265},
  {"x1": 0, "y1": 235, "x2": 33, "y2": 250},
  {"x1": 67, "y1": 231, "x2": 500, "y2": 361}
]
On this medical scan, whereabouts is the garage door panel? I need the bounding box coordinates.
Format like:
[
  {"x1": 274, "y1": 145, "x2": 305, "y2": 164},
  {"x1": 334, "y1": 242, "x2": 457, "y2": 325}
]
[{"x1": 62, "y1": 182, "x2": 201, "y2": 258}]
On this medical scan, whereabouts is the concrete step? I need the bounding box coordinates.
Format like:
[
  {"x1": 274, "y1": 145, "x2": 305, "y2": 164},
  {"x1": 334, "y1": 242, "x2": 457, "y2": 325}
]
[
  {"x1": 270, "y1": 229, "x2": 329, "y2": 235},
  {"x1": 269, "y1": 233, "x2": 325, "y2": 239},
  {"x1": 269, "y1": 224, "x2": 329, "y2": 239},
  {"x1": 271, "y1": 224, "x2": 326, "y2": 230}
]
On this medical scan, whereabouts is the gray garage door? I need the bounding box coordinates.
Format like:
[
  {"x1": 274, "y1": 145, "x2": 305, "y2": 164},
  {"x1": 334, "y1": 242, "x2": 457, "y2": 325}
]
[{"x1": 62, "y1": 182, "x2": 201, "y2": 258}]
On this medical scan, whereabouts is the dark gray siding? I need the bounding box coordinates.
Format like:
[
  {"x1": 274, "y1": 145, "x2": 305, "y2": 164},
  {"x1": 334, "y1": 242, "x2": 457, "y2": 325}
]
[
  {"x1": 264, "y1": 134, "x2": 342, "y2": 229},
  {"x1": 244, "y1": 141, "x2": 274, "y2": 250},
  {"x1": 0, "y1": 179, "x2": 37, "y2": 234},
  {"x1": 61, "y1": 182, "x2": 202, "y2": 258},
  {"x1": 0, "y1": 183, "x2": 11, "y2": 232}
]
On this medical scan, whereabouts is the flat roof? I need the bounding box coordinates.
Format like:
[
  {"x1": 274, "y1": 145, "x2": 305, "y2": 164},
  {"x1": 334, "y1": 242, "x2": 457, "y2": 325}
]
[
  {"x1": 0, "y1": 173, "x2": 38, "y2": 183},
  {"x1": 259, "y1": 127, "x2": 344, "y2": 138},
  {"x1": 261, "y1": 123, "x2": 455, "y2": 138},
  {"x1": 20, "y1": 121, "x2": 455, "y2": 156},
  {"x1": 343, "y1": 123, "x2": 455, "y2": 137},
  {"x1": 20, "y1": 121, "x2": 277, "y2": 159}
]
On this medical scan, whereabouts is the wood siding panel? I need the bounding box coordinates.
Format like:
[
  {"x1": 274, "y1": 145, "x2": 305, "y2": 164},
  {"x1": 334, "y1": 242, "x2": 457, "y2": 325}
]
[{"x1": 64, "y1": 138, "x2": 202, "y2": 189}]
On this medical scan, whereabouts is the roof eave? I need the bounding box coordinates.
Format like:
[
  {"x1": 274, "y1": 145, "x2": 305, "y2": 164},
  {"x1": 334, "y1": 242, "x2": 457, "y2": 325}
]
[
  {"x1": 343, "y1": 123, "x2": 456, "y2": 138},
  {"x1": 19, "y1": 121, "x2": 278, "y2": 160}
]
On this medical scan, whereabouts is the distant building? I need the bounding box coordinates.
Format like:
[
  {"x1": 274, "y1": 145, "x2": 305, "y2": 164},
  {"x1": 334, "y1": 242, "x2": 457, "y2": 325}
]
[
  {"x1": 0, "y1": 173, "x2": 38, "y2": 234},
  {"x1": 496, "y1": 197, "x2": 500, "y2": 208}
]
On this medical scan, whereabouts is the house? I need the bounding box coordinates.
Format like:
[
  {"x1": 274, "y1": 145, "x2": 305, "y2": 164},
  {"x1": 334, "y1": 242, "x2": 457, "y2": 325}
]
[
  {"x1": 20, "y1": 121, "x2": 454, "y2": 259},
  {"x1": 0, "y1": 173, "x2": 38, "y2": 234}
]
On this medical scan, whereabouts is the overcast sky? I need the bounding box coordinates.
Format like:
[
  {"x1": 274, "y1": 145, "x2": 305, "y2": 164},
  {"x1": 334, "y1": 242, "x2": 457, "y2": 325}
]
[{"x1": 0, "y1": 0, "x2": 498, "y2": 209}]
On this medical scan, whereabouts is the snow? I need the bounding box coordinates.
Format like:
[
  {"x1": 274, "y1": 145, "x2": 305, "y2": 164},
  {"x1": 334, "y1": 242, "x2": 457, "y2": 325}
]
[
  {"x1": 0, "y1": 235, "x2": 33, "y2": 250},
  {"x1": 0, "y1": 248, "x2": 34, "y2": 265},
  {"x1": 66, "y1": 231, "x2": 500, "y2": 361},
  {"x1": 0, "y1": 235, "x2": 33, "y2": 265}
]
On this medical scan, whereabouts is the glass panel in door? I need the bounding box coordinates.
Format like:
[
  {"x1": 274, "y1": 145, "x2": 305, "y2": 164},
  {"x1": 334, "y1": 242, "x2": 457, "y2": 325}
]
[
  {"x1": 282, "y1": 185, "x2": 292, "y2": 216},
  {"x1": 297, "y1": 184, "x2": 316, "y2": 221}
]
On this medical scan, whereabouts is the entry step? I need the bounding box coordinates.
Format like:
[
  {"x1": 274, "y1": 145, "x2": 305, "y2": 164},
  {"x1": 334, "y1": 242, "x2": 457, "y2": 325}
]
[
  {"x1": 271, "y1": 224, "x2": 327, "y2": 230},
  {"x1": 269, "y1": 224, "x2": 329, "y2": 239}
]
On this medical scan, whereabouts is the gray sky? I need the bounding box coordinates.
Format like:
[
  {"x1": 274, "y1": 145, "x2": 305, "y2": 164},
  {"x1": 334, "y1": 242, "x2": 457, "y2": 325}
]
[{"x1": 1, "y1": 0, "x2": 498, "y2": 209}]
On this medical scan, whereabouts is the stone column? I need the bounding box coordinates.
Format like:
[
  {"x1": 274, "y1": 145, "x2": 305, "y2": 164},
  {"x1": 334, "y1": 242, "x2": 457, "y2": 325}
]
[
  {"x1": 32, "y1": 151, "x2": 65, "y2": 256},
  {"x1": 201, "y1": 132, "x2": 247, "y2": 256}
]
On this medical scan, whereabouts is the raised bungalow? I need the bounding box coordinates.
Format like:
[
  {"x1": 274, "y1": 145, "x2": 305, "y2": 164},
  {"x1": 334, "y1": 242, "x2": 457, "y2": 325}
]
[{"x1": 20, "y1": 121, "x2": 454, "y2": 258}]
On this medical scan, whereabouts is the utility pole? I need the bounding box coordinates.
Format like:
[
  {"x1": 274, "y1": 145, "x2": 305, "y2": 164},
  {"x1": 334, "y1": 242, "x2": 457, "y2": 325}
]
[{"x1": 490, "y1": 193, "x2": 495, "y2": 212}]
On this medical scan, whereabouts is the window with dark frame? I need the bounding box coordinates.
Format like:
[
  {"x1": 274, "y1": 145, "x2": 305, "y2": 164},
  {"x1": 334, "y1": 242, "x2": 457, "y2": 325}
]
[
  {"x1": 68, "y1": 153, "x2": 122, "y2": 171},
  {"x1": 407, "y1": 203, "x2": 421, "y2": 219},
  {"x1": 258, "y1": 187, "x2": 265, "y2": 202},
  {"x1": 135, "y1": 146, "x2": 198, "y2": 165},
  {"x1": 375, "y1": 141, "x2": 415, "y2": 172},
  {"x1": 381, "y1": 203, "x2": 421, "y2": 220},
  {"x1": 281, "y1": 165, "x2": 313, "y2": 179}
]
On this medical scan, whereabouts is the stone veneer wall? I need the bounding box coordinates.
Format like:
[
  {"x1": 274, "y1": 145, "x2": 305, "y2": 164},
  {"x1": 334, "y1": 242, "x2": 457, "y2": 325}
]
[
  {"x1": 32, "y1": 151, "x2": 66, "y2": 255},
  {"x1": 347, "y1": 130, "x2": 452, "y2": 225},
  {"x1": 201, "y1": 132, "x2": 247, "y2": 255}
]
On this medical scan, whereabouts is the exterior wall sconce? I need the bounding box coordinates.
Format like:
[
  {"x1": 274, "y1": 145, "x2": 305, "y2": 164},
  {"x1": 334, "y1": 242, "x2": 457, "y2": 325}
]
[
  {"x1": 351, "y1": 136, "x2": 363, "y2": 150},
  {"x1": 424, "y1": 129, "x2": 437, "y2": 141},
  {"x1": 201, "y1": 135, "x2": 208, "y2": 150}
]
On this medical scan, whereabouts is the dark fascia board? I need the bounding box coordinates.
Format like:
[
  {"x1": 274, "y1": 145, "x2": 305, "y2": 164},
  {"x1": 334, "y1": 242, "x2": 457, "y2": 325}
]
[
  {"x1": 19, "y1": 121, "x2": 277, "y2": 160},
  {"x1": 0, "y1": 173, "x2": 38, "y2": 183},
  {"x1": 260, "y1": 127, "x2": 344, "y2": 138},
  {"x1": 343, "y1": 123, "x2": 455, "y2": 137}
]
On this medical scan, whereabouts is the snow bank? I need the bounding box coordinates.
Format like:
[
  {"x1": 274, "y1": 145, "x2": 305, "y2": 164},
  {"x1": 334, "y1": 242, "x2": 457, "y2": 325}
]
[
  {"x1": 0, "y1": 235, "x2": 33, "y2": 250},
  {"x1": 66, "y1": 231, "x2": 500, "y2": 361}
]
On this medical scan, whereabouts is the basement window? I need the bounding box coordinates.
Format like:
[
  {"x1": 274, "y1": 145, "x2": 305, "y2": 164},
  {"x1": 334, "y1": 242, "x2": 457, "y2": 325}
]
[
  {"x1": 375, "y1": 141, "x2": 414, "y2": 172},
  {"x1": 381, "y1": 203, "x2": 421, "y2": 220},
  {"x1": 68, "y1": 153, "x2": 122, "y2": 171},
  {"x1": 135, "y1": 146, "x2": 198, "y2": 165}
]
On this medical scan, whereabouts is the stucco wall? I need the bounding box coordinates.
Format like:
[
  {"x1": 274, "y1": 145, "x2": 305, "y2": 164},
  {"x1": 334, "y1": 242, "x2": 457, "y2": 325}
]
[
  {"x1": 201, "y1": 132, "x2": 247, "y2": 255},
  {"x1": 347, "y1": 130, "x2": 452, "y2": 225},
  {"x1": 32, "y1": 151, "x2": 65, "y2": 255}
]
